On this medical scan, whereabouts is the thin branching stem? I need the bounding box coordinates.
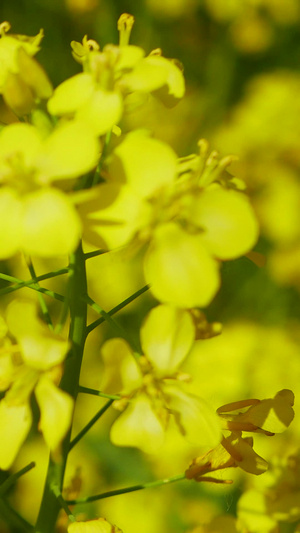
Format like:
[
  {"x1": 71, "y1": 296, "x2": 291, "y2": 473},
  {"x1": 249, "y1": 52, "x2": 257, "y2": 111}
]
[
  {"x1": 86, "y1": 285, "x2": 149, "y2": 335},
  {"x1": 66, "y1": 474, "x2": 186, "y2": 505},
  {"x1": 78, "y1": 386, "x2": 121, "y2": 401},
  {"x1": 69, "y1": 399, "x2": 114, "y2": 450}
]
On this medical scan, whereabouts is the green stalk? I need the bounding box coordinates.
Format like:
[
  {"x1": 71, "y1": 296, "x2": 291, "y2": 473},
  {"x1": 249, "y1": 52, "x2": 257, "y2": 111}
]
[
  {"x1": 69, "y1": 399, "x2": 113, "y2": 451},
  {"x1": 66, "y1": 474, "x2": 186, "y2": 505},
  {"x1": 35, "y1": 243, "x2": 87, "y2": 533}
]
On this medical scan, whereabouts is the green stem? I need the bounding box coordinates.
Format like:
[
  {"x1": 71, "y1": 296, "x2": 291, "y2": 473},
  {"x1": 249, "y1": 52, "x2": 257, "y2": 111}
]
[
  {"x1": 26, "y1": 258, "x2": 53, "y2": 330},
  {"x1": 86, "y1": 285, "x2": 149, "y2": 335},
  {"x1": 66, "y1": 474, "x2": 186, "y2": 505},
  {"x1": 0, "y1": 272, "x2": 64, "y2": 302},
  {"x1": 78, "y1": 385, "x2": 120, "y2": 401},
  {"x1": 69, "y1": 399, "x2": 113, "y2": 451},
  {"x1": 84, "y1": 249, "x2": 106, "y2": 260},
  {"x1": 51, "y1": 486, "x2": 76, "y2": 523},
  {"x1": 35, "y1": 243, "x2": 87, "y2": 533},
  {"x1": 0, "y1": 462, "x2": 35, "y2": 497},
  {"x1": 0, "y1": 268, "x2": 68, "y2": 297},
  {"x1": 86, "y1": 295, "x2": 140, "y2": 352}
]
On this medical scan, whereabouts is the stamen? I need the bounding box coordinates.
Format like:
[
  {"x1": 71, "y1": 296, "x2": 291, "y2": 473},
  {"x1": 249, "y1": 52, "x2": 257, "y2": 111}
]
[
  {"x1": 0, "y1": 21, "x2": 11, "y2": 37},
  {"x1": 118, "y1": 13, "x2": 134, "y2": 47}
]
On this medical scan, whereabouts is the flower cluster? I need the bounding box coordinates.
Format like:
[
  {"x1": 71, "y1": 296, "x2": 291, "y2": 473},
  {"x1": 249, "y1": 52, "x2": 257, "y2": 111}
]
[
  {"x1": 0, "y1": 21, "x2": 52, "y2": 115},
  {"x1": 47, "y1": 14, "x2": 184, "y2": 136},
  {"x1": 79, "y1": 133, "x2": 258, "y2": 308},
  {"x1": 0, "y1": 300, "x2": 73, "y2": 469},
  {"x1": 100, "y1": 304, "x2": 221, "y2": 453},
  {"x1": 0, "y1": 12, "x2": 292, "y2": 533},
  {"x1": 0, "y1": 119, "x2": 99, "y2": 257}
]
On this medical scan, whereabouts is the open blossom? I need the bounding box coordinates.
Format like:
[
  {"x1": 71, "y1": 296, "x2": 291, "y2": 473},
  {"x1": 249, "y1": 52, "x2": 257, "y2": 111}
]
[
  {"x1": 0, "y1": 300, "x2": 73, "y2": 469},
  {"x1": 0, "y1": 21, "x2": 52, "y2": 115},
  {"x1": 0, "y1": 118, "x2": 99, "y2": 258},
  {"x1": 186, "y1": 390, "x2": 295, "y2": 483},
  {"x1": 47, "y1": 14, "x2": 185, "y2": 135},
  {"x1": 100, "y1": 304, "x2": 221, "y2": 453},
  {"x1": 79, "y1": 130, "x2": 258, "y2": 308}
]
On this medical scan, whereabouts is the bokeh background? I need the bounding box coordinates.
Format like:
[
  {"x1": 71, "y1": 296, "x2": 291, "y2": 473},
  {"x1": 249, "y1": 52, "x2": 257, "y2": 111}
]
[{"x1": 1, "y1": 0, "x2": 300, "y2": 532}]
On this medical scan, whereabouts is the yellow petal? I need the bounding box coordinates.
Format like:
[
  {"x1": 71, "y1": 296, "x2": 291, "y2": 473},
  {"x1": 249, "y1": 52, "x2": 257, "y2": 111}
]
[
  {"x1": 165, "y1": 387, "x2": 221, "y2": 448},
  {"x1": 76, "y1": 89, "x2": 123, "y2": 136},
  {"x1": 121, "y1": 56, "x2": 169, "y2": 93},
  {"x1": 150, "y1": 55, "x2": 185, "y2": 105},
  {"x1": 68, "y1": 518, "x2": 122, "y2": 533},
  {"x1": 108, "y1": 130, "x2": 177, "y2": 198},
  {"x1": 0, "y1": 122, "x2": 42, "y2": 172},
  {"x1": 234, "y1": 389, "x2": 295, "y2": 434},
  {"x1": 110, "y1": 394, "x2": 165, "y2": 453},
  {"x1": 36, "y1": 120, "x2": 100, "y2": 182},
  {"x1": 0, "y1": 188, "x2": 22, "y2": 259},
  {"x1": 18, "y1": 47, "x2": 53, "y2": 99},
  {"x1": 144, "y1": 223, "x2": 220, "y2": 308},
  {"x1": 22, "y1": 188, "x2": 81, "y2": 256},
  {"x1": 79, "y1": 183, "x2": 144, "y2": 249},
  {"x1": 141, "y1": 304, "x2": 195, "y2": 375},
  {"x1": 6, "y1": 300, "x2": 70, "y2": 371},
  {"x1": 35, "y1": 377, "x2": 74, "y2": 452},
  {"x1": 47, "y1": 73, "x2": 95, "y2": 115},
  {"x1": 2, "y1": 71, "x2": 35, "y2": 115},
  {"x1": 0, "y1": 400, "x2": 32, "y2": 470},
  {"x1": 238, "y1": 490, "x2": 277, "y2": 533},
  {"x1": 192, "y1": 188, "x2": 259, "y2": 259},
  {"x1": 222, "y1": 433, "x2": 268, "y2": 475},
  {"x1": 101, "y1": 338, "x2": 142, "y2": 394},
  {"x1": 116, "y1": 44, "x2": 145, "y2": 71}
]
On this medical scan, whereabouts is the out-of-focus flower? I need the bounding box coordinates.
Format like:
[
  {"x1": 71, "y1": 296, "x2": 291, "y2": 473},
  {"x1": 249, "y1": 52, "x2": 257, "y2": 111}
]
[
  {"x1": 79, "y1": 132, "x2": 258, "y2": 308},
  {"x1": 68, "y1": 518, "x2": 122, "y2": 533},
  {"x1": 186, "y1": 390, "x2": 294, "y2": 483},
  {"x1": 0, "y1": 119, "x2": 99, "y2": 257},
  {"x1": 238, "y1": 449, "x2": 300, "y2": 532},
  {"x1": 65, "y1": 0, "x2": 99, "y2": 13},
  {"x1": 203, "y1": 0, "x2": 300, "y2": 53},
  {"x1": 0, "y1": 300, "x2": 73, "y2": 469},
  {"x1": 47, "y1": 14, "x2": 185, "y2": 135},
  {"x1": 214, "y1": 72, "x2": 300, "y2": 290},
  {"x1": 0, "y1": 21, "x2": 52, "y2": 115},
  {"x1": 101, "y1": 304, "x2": 221, "y2": 453}
]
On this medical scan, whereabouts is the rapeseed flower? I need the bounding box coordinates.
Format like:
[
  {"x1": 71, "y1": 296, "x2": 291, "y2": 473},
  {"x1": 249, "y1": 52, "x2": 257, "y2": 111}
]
[
  {"x1": 0, "y1": 21, "x2": 52, "y2": 115},
  {"x1": 100, "y1": 304, "x2": 221, "y2": 453},
  {"x1": 186, "y1": 390, "x2": 295, "y2": 483},
  {"x1": 0, "y1": 119, "x2": 99, "y2": 257},
  {"x1": 0, "y1": 300, "x2": 73, "y2": 469},
  {"x1": 238, "y1": 450, "x2": 300, "y2": 532},
  {"x1": 47, "y1": 14, "x2": 185, "y2": 135},
  {"x1": 79, "y1": 131, "x2": 258, "y2": 308}
]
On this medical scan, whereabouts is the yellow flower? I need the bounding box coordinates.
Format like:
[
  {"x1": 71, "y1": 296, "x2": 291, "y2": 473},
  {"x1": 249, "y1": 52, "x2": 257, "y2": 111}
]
[
  {"x1": 47, "y1": 14, "x2": 184, "y2": 134},
  {"x1": 68, "y1": 518, "x2": 122, "y2": 533},
  {"x1": 79, "y1": 131, "x2": 258, "y2": 308},
  {"x1": 0, "y1": 21, "x2": 52, "y2": 115},
  {"x1": 0, "y1": 300, "x2": 73, "y2": 469},
  {"x1": 186, "y1": 390, "x2": 295, "y2": 483},
  {"x1": 238, "y1": 450, "x2": 300, "y2": 531},
  {"x1": 186, "y1": 432, "x2": 268, "y2": 481},
  {"x1": 0, "y1": 119, "x2": 100, "y2": 257},
  {"x1": 217, "y1": 389, "x2": 295, "y2": 435},
  {"x1": 101, "y1": 304, "x2": 221, "y2": 453}
]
